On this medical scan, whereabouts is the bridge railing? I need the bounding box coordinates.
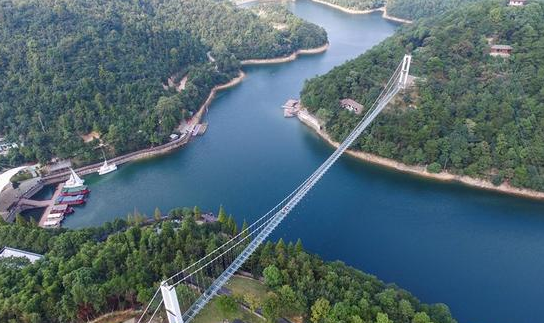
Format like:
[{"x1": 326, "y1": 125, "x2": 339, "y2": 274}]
[{"x1": 138, "y1": 55, "x2": 412, "y2": 323}]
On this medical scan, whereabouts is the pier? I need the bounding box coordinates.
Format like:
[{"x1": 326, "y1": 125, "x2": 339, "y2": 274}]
[{"x1": 37, "y1": 184, "x2": 64, "y2": 228}]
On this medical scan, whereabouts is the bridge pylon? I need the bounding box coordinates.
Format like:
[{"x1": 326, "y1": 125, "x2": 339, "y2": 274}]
[
  {"x1": 161, "y1": 281, "x2": 184, "y2": 323},
  {"x1": 399, "y1": 54, "x2": 412, "y2": 90}
]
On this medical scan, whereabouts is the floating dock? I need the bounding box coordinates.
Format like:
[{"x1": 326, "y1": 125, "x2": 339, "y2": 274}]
[{"x1": 282, "y1": 99, "x2": 301, "y2": 117}]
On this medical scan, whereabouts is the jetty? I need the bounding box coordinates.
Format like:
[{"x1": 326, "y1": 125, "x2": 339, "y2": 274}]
[{"x1": 282, "y1": 99, "x2": 301, "y2": 117}]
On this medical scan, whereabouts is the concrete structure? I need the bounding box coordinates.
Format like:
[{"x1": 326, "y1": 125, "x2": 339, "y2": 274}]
[
  {"x1": 0, "y1": 247, "x2": 43, "y2": 263},
  {"x1": 0, "y1": 166, "x2": 28, "y2": 193},
  {"x1": 490, "y1": 45, "x2": 513, "y2": 57},
  {"x1": 161, "y1": 281, "x2": 184, "y2": 323},
  {"x1": 340, "y1": 98, "x2": 364, "y2": 114}
]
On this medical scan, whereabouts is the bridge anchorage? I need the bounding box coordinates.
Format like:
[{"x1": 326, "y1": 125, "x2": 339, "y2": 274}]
[{"x1": 138, "y1": 55, "x2": 412, "y2": 323}]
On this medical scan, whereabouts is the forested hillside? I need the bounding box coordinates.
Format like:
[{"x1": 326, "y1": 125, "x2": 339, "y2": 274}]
[
  {"x1": 301, "y1": 0, "x2": 544, "y2": 191},
  {"x1": 386, "y1": 0, "x2": 478, "y2": 20},
  {"x1": 251, "y1": 4, "x2": 328, "y2": 50},
  {"x1": 0, "y1": 0, "x2": 327, "y2": 167},
  {"x1": 0, "y1": 208, "x2": 455, "y2": 323}
]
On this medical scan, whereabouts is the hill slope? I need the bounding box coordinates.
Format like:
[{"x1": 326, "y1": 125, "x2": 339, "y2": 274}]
[
  {"x1": 0, "y1": 210, "x2": 456, "y2": 323},
  {"x1": 386, "y1": 0, "x2": 479, "y2": 20},
  {"x1": 301, "y1": 0, "x2": 544, "y2": 191},
  {"x1": 0, "y1": 0, "x2": 327, "y2": 167}
]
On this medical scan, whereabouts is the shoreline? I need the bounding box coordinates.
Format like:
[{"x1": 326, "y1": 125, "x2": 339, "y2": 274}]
[
  {"x1": 241, "y1": 43, "x2": 329, "y2": 65},
  {"x1": 41, "y1": 44, "x2": 329, "y2": 184},
  {"x1": 297, "y1": 108, "x2": 544, "y2": 201},
  {"x1": 310, "y1": 0, "x2": 413, "y2": 24}
]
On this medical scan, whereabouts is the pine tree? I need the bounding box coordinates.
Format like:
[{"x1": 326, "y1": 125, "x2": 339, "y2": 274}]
[
  {"x1": 241, "y1": 219, "x2": 249, "y2": 238},
  {"x1": 295, "y1": 238, "x2": 304, "y2": 254},
  {"x1": 217, "y1": 205, "x2": 227, "y2": 223},
  {"x1": 193, "y1": 205, "x2": 202, "y2": 220},
  {"x1": 226, "y1": 216, "x2": 237, "y2": 235},
  {"x1": 154, "y1": 207, "x2": 162, "y2": 221}
]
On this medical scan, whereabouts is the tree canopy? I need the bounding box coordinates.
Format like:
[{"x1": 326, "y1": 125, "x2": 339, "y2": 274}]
[{"x1": 0, "y1": 207, "x2": 456, "y2": 323}]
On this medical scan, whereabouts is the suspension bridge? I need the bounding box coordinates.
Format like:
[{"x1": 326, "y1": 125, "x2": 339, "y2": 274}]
[{"x1": 137, "y1": 55, "x2": 412, "y2": 323}]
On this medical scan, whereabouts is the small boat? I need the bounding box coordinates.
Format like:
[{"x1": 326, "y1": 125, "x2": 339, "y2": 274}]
[
  {"x1": 60, "y1": 187, "x2": 90, "y2": 196},
  {"x1": 56, "y1": 194, "x2": 86, "y2": 205},
  {"x1": 98, "y1": 157, "x2": 117, "y2": 175},
  {"x1": 50, "y1": 204, "x2": 68, "y2": 214}
]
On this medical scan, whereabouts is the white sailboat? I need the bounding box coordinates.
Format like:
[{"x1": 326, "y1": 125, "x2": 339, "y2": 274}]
[
  {"x1": 98, "y1": 154, "x2": 117, "y2": 175},
  {"x1": 65, "y1": 168, "x2": 85, "y2": 189}
]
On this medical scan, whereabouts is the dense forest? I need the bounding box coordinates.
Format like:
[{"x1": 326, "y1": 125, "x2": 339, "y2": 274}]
[
  {"x1": 0, "y1": 207, "x2": 455, "y2": 323},
  {"x1": 251, "y1": 4, "x2": 328, "y2": 50},
  {"x1": 386, "y1": 0, "x2": 478, "y2": 20},
  {"x1": 301, "y1": 0, "x2": 544, "y2": 191},
  {"x1": 0, "y1": 0, "x2": 327, "y2": 168}
]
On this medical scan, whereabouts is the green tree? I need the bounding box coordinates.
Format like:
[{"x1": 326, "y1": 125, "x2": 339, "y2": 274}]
[
  {"x1": 262, "y1": 292, "x2": 281, "y2": 323},
  {"x1": 218, "y1": 205, "x2": 227, "y2": 223},
  {"x1": 216, "y1": 295, "x2": 238, "y2": 317},
  {"x1": 193, "y1": 206, "x2": 202, "y2": 220},
  {"x1": 311, "y1": 298, "x2": 331, "y2": 323},
  {"x1": 154, "y1": 207, "x2": 162, "y2": 222},
  {"x1": 263, "y1": 265, "x2": 282, "y2": 288}
]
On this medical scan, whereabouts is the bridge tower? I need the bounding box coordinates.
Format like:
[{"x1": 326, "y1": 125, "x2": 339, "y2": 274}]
[
  {"x1": 161, "y1": 281, "x2": 184, "y2": 323},
  {"x1": 399, "y1": 54, "x2": 412, "y2": 90}
]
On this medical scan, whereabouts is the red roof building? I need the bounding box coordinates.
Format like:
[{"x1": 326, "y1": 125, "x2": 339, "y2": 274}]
[
  {"x1": 340, "y1": 99, "x2": 364, "y2": 115},
  {"x1": 490, "y1": 44, "x2": 513, "y2": 57}
]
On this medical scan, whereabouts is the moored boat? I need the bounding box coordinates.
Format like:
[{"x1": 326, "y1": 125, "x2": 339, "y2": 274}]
[
  {"x1": 64, "y1": 168, "x2": 85, "y2": 189},
  {"x1": 98, "y1": 159, "x2": 117, "y2": 175},
  {"x1": 56, "y1": 194, "x2": 86, "y2": 205},
  {"x1": 60, "y1": 187, "x2": 90, "y2": 196},
  {"x1": 50, "y1": 204, "x2": 68, "y2": 214}
]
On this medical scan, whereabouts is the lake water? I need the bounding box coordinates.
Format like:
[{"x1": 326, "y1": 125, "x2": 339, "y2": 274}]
[{"x1": 63, "y1": 1, "x2": 544, "y2": 322}]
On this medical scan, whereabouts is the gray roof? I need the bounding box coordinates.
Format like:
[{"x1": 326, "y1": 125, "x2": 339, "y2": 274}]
[
  {"x1": 491, "y1": 44, "x2": 513, "y2": 50},
  {"x1": 0, "y1": 247, "x2": 43, "y2": 263},
  {"x1": 47, "y1": 160, "x2": 72, "y2": 172}
]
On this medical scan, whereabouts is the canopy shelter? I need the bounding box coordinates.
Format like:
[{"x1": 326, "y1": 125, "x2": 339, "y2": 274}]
[{"x1": 0, "y1": 166, "x2": 28, "y2": 193}]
